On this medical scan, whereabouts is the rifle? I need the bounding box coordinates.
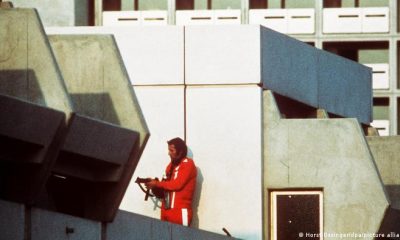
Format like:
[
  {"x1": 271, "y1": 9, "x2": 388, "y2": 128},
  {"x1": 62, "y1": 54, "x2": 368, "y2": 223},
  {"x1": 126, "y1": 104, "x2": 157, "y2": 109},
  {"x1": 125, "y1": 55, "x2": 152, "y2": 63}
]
[{"x1": 135, "y1": 177, "x2": 165, "y2": 201}]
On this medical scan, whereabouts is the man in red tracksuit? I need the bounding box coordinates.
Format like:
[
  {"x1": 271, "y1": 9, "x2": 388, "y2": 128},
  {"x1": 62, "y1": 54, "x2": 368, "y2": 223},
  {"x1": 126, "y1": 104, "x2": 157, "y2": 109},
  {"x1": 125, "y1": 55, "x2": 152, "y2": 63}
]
[{"x1": 146, "y1": 137, "x2": 197, "y2": 226}]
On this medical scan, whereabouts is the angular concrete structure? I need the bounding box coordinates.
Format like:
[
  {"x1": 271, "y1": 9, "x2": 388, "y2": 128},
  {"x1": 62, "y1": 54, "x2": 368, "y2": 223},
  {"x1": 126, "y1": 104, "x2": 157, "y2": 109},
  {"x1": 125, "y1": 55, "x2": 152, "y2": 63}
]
[
  {"x1": 0, "y1": 8, "x2": 72, "y2": 205},
  {"x1": 263, "y1": 90, "x2": 388, "y2": 238},
  {"x1": 45, "y1": 34, "x2": 149, "y2": 221},
  {"x1": 1, "y1": 8, "x2": 149, "y2": 223},
  {"x1": 0, "y1": 95, "x2": 65, "y2": 204}
]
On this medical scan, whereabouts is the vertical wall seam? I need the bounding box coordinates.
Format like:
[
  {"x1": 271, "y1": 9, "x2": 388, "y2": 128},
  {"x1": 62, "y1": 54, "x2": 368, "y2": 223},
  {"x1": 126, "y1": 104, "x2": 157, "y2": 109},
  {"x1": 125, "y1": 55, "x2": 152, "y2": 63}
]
[{"x1": 183, "y1": 26, "x2": 187, "y2": 142}]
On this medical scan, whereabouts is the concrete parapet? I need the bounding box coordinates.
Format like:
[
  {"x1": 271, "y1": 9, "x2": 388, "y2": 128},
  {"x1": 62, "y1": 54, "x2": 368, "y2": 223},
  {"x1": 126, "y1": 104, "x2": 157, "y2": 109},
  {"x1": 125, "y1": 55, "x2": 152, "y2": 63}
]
[
  {"x1": 263, "y1": 90, "x2": 388, "y2": 239},
  {"x1": 107, "y1": 210, "x2": 235, "y2": 240},
  {"x1": 31, "y1": 208, "x2": 101, "y2": 240}
]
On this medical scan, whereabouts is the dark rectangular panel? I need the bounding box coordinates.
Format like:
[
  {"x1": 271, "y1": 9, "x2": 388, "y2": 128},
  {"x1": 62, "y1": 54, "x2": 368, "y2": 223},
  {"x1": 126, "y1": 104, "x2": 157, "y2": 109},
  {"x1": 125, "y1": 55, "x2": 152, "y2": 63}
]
[{"x1": 276, "y1": 194, "x2": 320, "y2": 240}]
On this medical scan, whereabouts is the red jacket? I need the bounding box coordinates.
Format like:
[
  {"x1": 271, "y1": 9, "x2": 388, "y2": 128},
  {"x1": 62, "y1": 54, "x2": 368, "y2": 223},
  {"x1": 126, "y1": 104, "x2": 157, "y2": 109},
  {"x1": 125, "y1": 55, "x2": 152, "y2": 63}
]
[{"x1": 156, "y1": 157, "x2": 197, "y2": 209}]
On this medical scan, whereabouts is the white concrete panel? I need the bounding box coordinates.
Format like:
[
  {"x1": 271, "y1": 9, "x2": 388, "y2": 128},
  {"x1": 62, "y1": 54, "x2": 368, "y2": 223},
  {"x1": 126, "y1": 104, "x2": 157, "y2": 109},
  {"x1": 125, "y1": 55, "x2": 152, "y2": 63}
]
[
  {"x1": 323, "y1": 8, "x2": 362, "y2": 33},
  {"x1": 186, "y1": 85, "x2": 262, "y2": 240},
  {"x1": 371, "y1": 120, "x2": 390, "y2": 136},
  {"x1": 364, "y1": 63, "x2": 389, "y2": 89},
  {"x1": 214, "y1": 10, "x2": 241, "y2": 25},
  {"x1": 176, "y1": 10, "x2": 214, "y2": 26},
  {"x1": 185, "y1": 25, "x2": 261, "y2": 85},
  {"x1": 362, "y1": 7, "x2": 389, "y2": 33},
  {"x1": 287, "y1": 9, "x2": 315, "y2": 34},
  {"x1": 141, "y1": 10, "x2": 168, "y2": 26},
  {"x1": 103, "y1": 11, "x2": 141, "y2": 26},
  {"x1": 46, "y1": 26, "x2": 184, "y2": 85},
  {"x1": 120, "y1": 85, "x2": 185, "y2": 219},
  {"x1": 249, "y1": 9, "x2": 287, "y2": 33}
]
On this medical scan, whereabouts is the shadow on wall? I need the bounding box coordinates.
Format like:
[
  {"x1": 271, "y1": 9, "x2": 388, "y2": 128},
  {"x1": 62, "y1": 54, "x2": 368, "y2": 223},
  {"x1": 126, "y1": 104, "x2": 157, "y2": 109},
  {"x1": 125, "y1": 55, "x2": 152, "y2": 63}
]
[
  {"x1": 192, "y1": 167, "x2": 203, "y2": 229},
  {"x1": 186, "y1": 147, "x2": 203, "y2": 228},
  {"x1": 70, "y1": 93, "x2": 120, "y2": 125},
  {"x1": 0, "y1": 69, "x2": 45, "y2": 105}
]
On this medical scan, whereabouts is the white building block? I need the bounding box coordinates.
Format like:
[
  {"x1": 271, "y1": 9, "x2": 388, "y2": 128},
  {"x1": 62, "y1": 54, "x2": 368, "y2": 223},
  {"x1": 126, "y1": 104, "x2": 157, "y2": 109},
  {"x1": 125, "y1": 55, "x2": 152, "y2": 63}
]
[
  {"x1": 249, "y1": 9, "x2": 287, "y2": 33},
  {"x1": 185, "y1": 25, "x2": 261, "y2": 84},
  {"x1": 287, "y1": 8, "x2": 315, "y2": 34},
  {"x1": 141, "y1": 10, "x2": 168, "y2": 26},
  {"x1": 176, "y1": 10, "x2": 214, "y2": 26},
  {"x1": 186, "y1": 85, "x2": 262, "y2": 240},
  {"x1": 214, "y1": 10, "x2": 241, "y2": 25},
  {"x1": 120, "y1": 86, "x2": 185, "y2": 219},
  {"x1": 323, "y1": 8, "x2": 362, "y2": 33},
  {"x1": 46, "y1": 26, "x2": 184, "y2": 85},
  {"x1": 362, "y1": 7, "x2": 389, "y2": 33},
  {"x1": 364, "y1": 63, "x2": 389, "y2": 89},
  {"x1": 103, "y1": 11, "x2": 141, "y2": 26},
  {"x1": 371, "y1": 120, "x2": 390, "y2": 136}
]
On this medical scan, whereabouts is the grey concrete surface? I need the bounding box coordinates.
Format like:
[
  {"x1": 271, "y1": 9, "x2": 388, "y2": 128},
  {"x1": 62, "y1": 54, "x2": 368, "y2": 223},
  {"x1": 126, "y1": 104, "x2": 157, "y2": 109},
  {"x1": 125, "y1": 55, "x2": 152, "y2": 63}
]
[
  {"x1": 0, "y1": 8, "x2": 73, "y2": 114},
  {"x1": 31, "y1": 208, "x2": 101, "y2": 240},
  {"x1": 367, "y1": 136, "x2": 400, "y2": 210},
  {"x1": 0, "y1": 199, "x2": 24, "y2": 240},
  {"x1": 47, "y1": 34, "x2": 149, "y2": 222},
  {"x1": 261, "y1": 27, "x2": 372, "y2": 124},
  {"x1": 318, "y1": 48, "x2": 372, "y2": 124},
  {"x1": 261, "y1": 27, "x2": 318, "y2": 108},
  {"x1": 11, "y1": 0, "x2": 89, "y2": 26},
  {"x1": 263, "y1": 90, "x2": 388, "y2": 239},
  {"x1": 48, "y1": 34, "x2": 149, "y2": 148}
]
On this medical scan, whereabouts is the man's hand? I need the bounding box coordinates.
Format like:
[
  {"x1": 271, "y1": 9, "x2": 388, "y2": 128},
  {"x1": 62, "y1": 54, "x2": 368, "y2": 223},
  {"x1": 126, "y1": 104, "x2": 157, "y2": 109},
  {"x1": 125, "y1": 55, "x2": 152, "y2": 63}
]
[{"x1": 145, "y1": 179, "x2": 159, "y2": 189}]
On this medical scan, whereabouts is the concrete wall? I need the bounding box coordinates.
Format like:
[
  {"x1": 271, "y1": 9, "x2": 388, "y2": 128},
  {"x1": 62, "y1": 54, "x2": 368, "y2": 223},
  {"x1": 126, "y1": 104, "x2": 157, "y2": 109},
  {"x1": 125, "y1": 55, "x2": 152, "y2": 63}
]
[
  {"x1": 185, "y1": 85, "x2": 262, "y2": 239},
  {"x1": 261, "y1": 27, "x2": 372, "y2": 124},
  {"x1": 11, "y1": 0, "x2": 89, "y2": 26},
  {"x1": 263, "y1": 90, "x2": 388, "y2": 239},
  {"x1": 0, "y1": 8, "x2": 73, "y2": 114},
  {"x1": 0, "y1": 199, "x2": 233, "y2": 240},
  {"x1": 0, "y1": 199, "x2": 24, "y2": 240},
  {"x1": 367, "y1": 136, "x2": 400, "y2": 209}
]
